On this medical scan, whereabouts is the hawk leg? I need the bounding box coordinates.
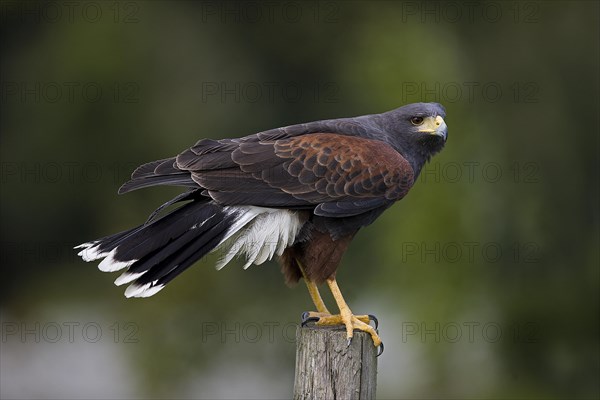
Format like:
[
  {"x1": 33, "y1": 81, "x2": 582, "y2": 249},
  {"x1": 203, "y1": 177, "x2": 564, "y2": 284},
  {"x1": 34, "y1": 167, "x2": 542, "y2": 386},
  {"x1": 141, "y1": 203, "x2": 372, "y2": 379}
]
[
  {"x1": 303, "y1": 277, "x2": 331, "y2": 315},
  {"x1": 313, "y1": 277, "x2": 383, "y2": 354},
  {"x1": 298, "y1": 261, "x2": 369, "y2": 322}
]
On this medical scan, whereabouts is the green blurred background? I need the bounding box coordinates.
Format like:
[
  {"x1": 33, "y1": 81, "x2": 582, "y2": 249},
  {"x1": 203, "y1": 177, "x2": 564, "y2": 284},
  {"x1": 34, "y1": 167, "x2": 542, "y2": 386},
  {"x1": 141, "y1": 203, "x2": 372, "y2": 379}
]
[{"x1": 1, "y1": 1, "x2": 598, "y2": 399}]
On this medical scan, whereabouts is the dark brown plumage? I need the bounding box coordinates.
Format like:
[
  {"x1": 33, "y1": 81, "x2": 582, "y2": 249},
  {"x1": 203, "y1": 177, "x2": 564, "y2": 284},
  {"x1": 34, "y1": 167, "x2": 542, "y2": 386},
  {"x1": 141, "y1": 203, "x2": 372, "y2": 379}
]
[
  {"x1": 76, "y1": 102, "x2": 448, "y2": 351},
  {"x1": 280, "y1": 230, "x2": 356, "y2": 285}
]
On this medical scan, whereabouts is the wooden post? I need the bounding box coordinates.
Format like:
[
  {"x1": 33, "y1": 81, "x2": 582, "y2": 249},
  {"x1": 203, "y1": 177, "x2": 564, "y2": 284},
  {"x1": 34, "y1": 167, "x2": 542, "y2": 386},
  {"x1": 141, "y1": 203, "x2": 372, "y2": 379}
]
[{"x1": 293, "y1": 325, "x2": 378, "y2": 400}]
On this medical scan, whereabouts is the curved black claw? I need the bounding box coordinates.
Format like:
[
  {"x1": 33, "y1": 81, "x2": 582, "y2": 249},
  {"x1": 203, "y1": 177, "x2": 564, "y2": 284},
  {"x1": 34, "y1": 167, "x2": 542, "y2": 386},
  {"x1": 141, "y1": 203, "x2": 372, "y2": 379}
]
[
  {"x1": 300, "y1": 312, "x2": 321, "y2": 327},
  {"x1": 347, "y1": 337, "x2": 353, "y2": 348},
  {"x1": 368, "y1": 314, "x2": 379, "y2": 330},
  {"x1": 376, "y1": 341, "x2": 384, "y2": 357}
]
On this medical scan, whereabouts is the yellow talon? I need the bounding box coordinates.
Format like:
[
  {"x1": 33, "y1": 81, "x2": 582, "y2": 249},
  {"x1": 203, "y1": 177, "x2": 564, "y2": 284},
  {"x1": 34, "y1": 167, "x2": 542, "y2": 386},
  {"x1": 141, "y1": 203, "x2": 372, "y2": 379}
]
[
  {"x1": 309, "y1": 278, "x2": 382, "y2": 348},
  {"x1": 316, "y1": 311, "x2": 382, "y2": 347},
  {"x1": 298, "y1": 259, "x2": 382, "y2": 350},
  {"x1": 327, "y1": 278, "x2": 382, "y2": 348}
]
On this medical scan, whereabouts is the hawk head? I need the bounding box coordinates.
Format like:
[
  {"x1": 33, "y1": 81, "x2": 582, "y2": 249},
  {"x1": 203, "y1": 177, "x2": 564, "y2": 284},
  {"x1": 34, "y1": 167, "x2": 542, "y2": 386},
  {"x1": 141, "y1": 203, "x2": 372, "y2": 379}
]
[{"x1": 379, "y1": 102, "x2": 447, "y2": 173}]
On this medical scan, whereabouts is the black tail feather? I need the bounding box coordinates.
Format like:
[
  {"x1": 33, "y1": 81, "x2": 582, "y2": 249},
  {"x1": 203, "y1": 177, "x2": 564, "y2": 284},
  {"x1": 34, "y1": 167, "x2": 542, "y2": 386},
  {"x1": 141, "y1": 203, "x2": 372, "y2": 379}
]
[
  {"x1": 77, "y1": 196, "x2": 239, "y2": 297},
  {"x1": 134, "y1": 216, "x2": 233, "y2": 287}
]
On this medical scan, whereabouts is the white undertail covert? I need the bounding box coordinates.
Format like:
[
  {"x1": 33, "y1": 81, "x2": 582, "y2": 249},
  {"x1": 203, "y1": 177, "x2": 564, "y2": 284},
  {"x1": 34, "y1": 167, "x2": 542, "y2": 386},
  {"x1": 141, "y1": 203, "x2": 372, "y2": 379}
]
[{"x1": 214, "y1": 206, "x2": 304, "y2": 270}]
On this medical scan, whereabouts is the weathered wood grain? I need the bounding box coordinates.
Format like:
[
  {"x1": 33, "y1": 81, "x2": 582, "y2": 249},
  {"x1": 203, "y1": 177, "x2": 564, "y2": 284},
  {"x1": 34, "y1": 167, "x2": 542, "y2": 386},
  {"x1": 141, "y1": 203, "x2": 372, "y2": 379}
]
[{"x1": 293, "y1": 325, "x2": 377, "y2": 400}]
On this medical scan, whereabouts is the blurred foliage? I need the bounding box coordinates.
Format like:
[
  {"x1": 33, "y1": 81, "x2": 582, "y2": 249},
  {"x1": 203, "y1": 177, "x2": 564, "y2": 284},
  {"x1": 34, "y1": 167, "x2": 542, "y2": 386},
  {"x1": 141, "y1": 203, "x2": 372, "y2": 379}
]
[{"x1": 1, "y1": 1, "x2": 598, "y2": 399}]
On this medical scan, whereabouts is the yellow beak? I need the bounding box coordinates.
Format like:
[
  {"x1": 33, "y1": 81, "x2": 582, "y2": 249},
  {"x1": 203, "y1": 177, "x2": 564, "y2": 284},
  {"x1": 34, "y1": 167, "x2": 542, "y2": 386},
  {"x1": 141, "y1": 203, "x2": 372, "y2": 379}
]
[{"x1": 418, "y1": 115, "x2": 447, "y2": 139}]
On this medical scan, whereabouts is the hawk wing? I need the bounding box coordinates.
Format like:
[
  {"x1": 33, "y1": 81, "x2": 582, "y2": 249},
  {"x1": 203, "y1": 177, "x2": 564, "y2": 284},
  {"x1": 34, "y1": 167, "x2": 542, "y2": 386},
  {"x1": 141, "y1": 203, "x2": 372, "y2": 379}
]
[{"x1": 120, "y1": 133, "x2": 414, "y2": 218}]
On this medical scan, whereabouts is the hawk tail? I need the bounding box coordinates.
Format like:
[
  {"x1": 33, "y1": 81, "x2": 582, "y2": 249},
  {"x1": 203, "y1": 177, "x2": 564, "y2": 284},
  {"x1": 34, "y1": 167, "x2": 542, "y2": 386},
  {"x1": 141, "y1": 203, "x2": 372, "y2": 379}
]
[
  {"x1": 74, "y1": 196, "x2": 239, "y2": 298},
  {"x1": 75, "y1": 193, "x2": 305, "y2": 298}
]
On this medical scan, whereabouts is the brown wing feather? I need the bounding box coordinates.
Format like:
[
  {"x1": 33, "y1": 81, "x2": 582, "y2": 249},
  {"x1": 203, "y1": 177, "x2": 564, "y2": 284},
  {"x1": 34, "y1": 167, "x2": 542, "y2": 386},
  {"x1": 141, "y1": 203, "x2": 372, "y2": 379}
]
[
  {"x1": 274, "y1": 134, "x2": 413, "y2": 202},
  {"x1": 180, "y1": 133, "x2": 414, "y2": 217}
]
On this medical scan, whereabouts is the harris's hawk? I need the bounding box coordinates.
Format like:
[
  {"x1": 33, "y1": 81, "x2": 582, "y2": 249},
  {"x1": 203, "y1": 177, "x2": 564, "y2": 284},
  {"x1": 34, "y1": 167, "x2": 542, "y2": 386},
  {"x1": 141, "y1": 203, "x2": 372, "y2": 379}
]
[{"x1": 76, "y1": 102, "x2": 448, "y2": 353}]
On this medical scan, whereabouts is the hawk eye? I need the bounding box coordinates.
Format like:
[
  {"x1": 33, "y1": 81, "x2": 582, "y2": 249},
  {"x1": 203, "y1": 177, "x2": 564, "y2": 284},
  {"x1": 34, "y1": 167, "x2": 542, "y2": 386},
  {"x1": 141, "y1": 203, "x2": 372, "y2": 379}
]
[{"x1": 410, "y1": 116, "x2": 424, "y2": 125}]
